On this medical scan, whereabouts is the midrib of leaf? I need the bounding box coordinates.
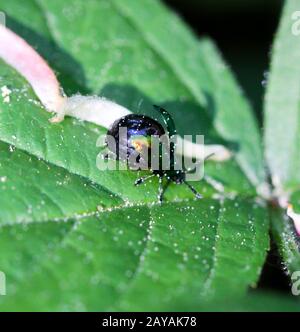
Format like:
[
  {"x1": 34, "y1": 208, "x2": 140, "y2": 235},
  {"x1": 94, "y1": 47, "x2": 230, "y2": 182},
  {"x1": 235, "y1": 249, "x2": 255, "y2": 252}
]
[
  {"x1": 0, "y1": 210, "x2": 95, "y2": 229},
  {"x1": 111, "y1": 209, "x2": 154, "y2": 303},
  {"x1": 201, "y1": 200, "x2": 264, "y2": 298},
  {"x1": 200, "y1": 202, "x2": 224, "y2": 296},
  {"x1": 0, "y1": 197, "x2": 206, "y2": 228}
]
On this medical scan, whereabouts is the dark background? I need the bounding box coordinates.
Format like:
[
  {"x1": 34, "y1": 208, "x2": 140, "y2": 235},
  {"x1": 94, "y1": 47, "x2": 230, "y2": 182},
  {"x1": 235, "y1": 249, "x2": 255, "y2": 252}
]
[
  {"x1": 164, "y1": 0, "x2": 289, "y2": 293},
  {"x1": 164, "y1": 0, "x2": 283, "y2": 126}
]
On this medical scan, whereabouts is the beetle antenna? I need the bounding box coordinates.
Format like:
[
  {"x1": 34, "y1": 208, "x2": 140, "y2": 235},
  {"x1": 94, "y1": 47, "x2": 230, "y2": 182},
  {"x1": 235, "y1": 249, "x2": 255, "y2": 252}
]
[
  {"x1": 153, "y1": 105, "x2": 177, "y2": 138},
  {"x1": 183, "y1": 180, "x2": 202, "y2": 199},
  {"x1": 153, "y1": 105, "x2": 177, "y2": 171}
]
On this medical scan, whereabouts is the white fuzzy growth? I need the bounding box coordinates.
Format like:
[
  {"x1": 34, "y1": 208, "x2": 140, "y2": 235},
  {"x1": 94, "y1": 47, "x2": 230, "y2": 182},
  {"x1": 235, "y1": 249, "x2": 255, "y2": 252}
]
[
  {"x1": 60, "y1": 95, "x2": 131, "y2": 127},
  {"x1": 175, "y1": 136, "x2": 231, "y2": 161}
]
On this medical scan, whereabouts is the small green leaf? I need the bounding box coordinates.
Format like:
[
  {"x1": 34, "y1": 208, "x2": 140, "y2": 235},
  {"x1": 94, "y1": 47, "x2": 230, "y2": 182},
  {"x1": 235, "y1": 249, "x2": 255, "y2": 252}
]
[
  {"x1": 264, "y1": 0, "x2": 300, "y2": 296},
  {"x1": 271, "y1": 207, "x2": 300, "y2": 290},
  {"x1": 264, "y1": 0, "x2": 300, "y2": 190}
]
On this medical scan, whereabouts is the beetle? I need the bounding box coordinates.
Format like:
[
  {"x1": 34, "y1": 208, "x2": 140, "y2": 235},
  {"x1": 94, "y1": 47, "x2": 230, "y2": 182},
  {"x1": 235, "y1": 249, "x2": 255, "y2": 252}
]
[{"x1": 103, "y1": 105, "x2": 203, "y2": 203}]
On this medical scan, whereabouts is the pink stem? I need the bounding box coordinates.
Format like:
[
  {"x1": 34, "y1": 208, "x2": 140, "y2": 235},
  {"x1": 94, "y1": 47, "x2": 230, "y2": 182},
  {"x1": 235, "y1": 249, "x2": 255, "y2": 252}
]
[{"x1": 0, "y1": 25, "x2": 64, "y2": 111}]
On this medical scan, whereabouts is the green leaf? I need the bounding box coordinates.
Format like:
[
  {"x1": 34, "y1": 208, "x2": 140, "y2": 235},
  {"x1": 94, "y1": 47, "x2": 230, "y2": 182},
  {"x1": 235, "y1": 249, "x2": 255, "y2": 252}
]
[
  {"x1": 264, "y1": 0, "x2": 300, "y2": 296},
  {"x1": 270, "y1": 188, "x2": 300, "y2": 293},
  {"x1": 3, "y1": 0, "x2": 265, "y2": 187},
  {"x1": 264, "y1": 0, "x2": 300, "y2": 190},
  {"x1": 0, "y1": 0, "x2": 270, "y2": 310},
  {"x1": 0, "y1": 189, "x2": 269, "y2": 310},
  {"x1": 271, "y1": 205, "x2": 300, "y2": 306},
  {"x1": 271, "y1": 207, "x2": 300, "y2": 274}
]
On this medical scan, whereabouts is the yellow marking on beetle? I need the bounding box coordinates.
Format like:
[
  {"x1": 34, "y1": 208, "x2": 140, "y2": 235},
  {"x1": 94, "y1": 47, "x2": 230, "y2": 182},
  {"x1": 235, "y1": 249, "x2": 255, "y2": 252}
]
[{"x1": 130, "y1": 136, "x2": 151, "y2": 152}]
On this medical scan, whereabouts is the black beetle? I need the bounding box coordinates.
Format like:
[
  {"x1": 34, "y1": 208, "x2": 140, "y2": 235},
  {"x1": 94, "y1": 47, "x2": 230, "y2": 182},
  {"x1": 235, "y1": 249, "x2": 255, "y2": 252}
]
[{"x1": 103, "y1": 105, "x2": 203, "y2": 203}]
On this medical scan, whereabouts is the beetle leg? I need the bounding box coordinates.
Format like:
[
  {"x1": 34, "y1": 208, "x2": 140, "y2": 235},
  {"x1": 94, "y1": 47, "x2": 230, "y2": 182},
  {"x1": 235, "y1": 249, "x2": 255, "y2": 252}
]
[
  {"x1": 183, "y1": 180, "x2": 202, "y2": 199},
  {"x1": 134, "y1": 174, "x2": 156, "y2": 186},
  {"x1": 158, "y1": 177, "x2": 172, "y2": 204},
  {"x1": 158, "y1": 176, "x2": 164, "y2": 204}
]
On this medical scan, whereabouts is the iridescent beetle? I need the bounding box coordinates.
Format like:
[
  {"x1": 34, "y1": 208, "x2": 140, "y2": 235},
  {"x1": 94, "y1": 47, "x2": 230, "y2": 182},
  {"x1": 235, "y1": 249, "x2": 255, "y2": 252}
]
[{"x1": 104, "y1": 105, "x2": 203, "y2": 203}]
